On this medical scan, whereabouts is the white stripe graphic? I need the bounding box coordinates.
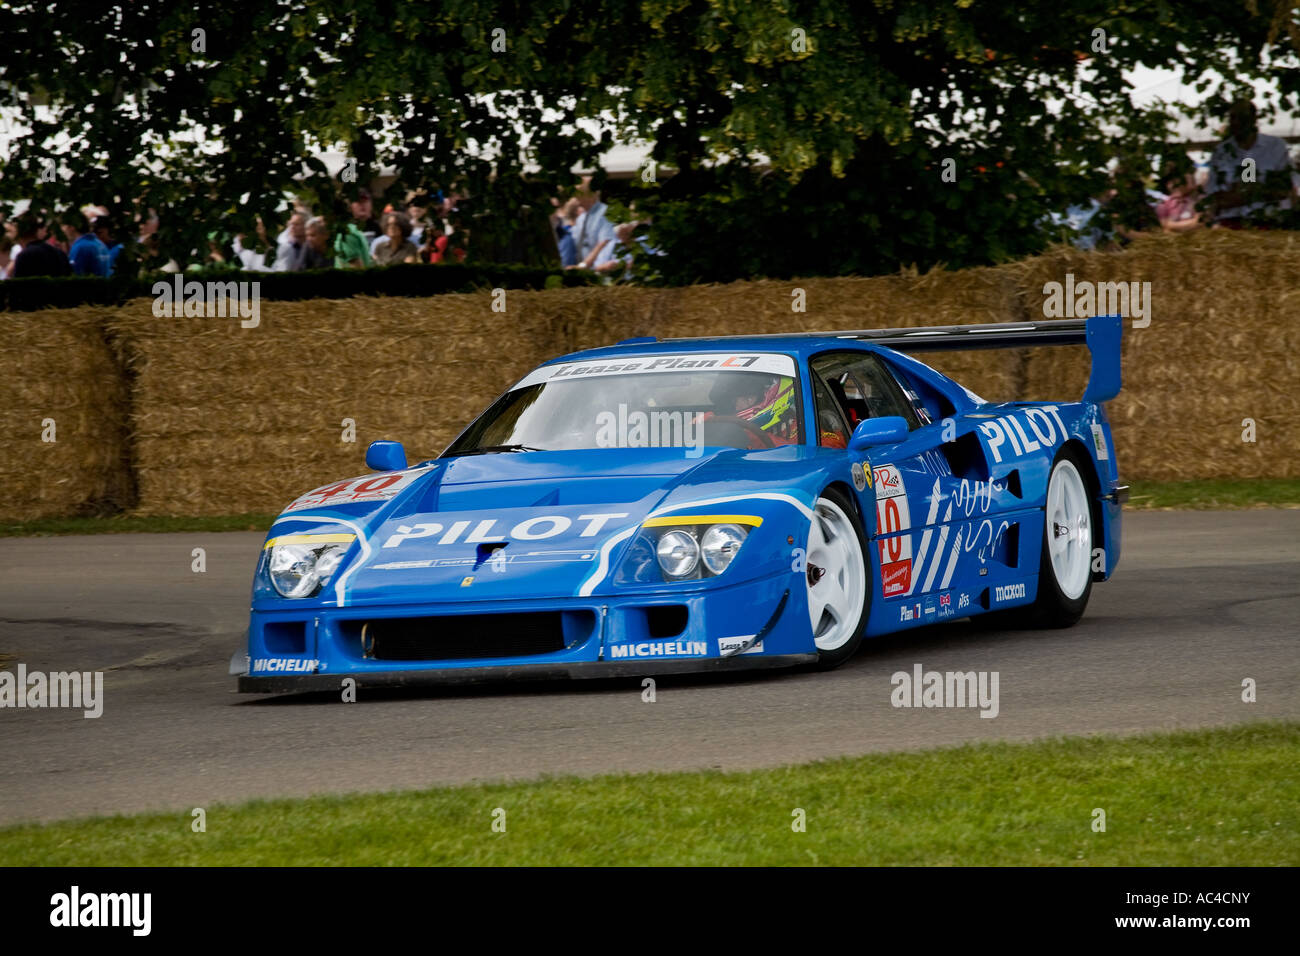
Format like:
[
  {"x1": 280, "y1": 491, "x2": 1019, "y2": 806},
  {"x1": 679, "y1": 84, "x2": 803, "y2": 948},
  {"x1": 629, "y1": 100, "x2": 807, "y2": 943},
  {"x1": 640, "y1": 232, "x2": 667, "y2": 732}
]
[
  {"x1": 921, "y1": 501, "x2": 953, "y2": 593},
  {"x1": 576, "y1": 491, "x2": 816, "y2": 597},
  {"x1": 649, "y1": 491, "x2": 816, "y2": 521},
  {"x1": 939, "y1": 526, "x2": 963, "y2": 589},
  {"x1": 906, "y1": 478, "x2": 944, "y2": 596},
  {"x1": 267, "y1": 513, "x2": 374, "y2": 607}
]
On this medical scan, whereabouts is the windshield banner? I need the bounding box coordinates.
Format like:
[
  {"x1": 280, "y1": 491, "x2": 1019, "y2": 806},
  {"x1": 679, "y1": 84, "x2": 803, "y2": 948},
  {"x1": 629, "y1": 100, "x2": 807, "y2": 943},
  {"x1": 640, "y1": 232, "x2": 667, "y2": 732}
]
[{"x1": 513, "y1": 352, "x2": 798, "y2": 389}]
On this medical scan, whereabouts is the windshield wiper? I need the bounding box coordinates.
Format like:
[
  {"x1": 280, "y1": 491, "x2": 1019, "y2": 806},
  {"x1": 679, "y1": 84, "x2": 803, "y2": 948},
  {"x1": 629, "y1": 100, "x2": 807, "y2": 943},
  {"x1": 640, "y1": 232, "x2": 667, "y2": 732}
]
[{"x1": 451, "y1": 444, "x2": 548, "y2": 456}]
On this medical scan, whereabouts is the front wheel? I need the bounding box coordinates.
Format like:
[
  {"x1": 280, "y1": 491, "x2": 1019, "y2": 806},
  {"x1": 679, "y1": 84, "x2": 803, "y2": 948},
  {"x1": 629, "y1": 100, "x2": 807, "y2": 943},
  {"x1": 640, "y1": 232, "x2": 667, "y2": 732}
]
[{"x1": 805, "y1": 487, "x2": 871, "y2": 668}]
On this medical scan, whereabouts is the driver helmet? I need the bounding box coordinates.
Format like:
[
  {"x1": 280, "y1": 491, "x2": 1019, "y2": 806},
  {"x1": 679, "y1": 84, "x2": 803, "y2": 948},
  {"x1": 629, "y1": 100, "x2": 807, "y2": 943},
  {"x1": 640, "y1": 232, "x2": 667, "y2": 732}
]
[{"x1": 710, "y1": 373, "x2": 774, "y2": 417}]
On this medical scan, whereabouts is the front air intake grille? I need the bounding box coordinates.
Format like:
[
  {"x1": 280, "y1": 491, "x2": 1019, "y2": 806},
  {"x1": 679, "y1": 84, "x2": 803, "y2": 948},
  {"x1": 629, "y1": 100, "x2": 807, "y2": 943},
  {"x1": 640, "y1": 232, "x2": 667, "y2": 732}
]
[{"x1": 345, "y1": 611, "x2": 593, "y2": 662}]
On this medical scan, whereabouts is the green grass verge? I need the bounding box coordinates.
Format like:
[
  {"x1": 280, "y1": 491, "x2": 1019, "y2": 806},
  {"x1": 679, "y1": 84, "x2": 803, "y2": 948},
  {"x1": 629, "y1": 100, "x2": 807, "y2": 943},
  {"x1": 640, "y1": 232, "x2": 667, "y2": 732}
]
[
  {"x1": 2, "y1": 479, "x2": 1297, "y2": 537},
  {"x1": 0, "y1": 513, "x2": 277, "y2": 537},
  {"x1": 3, "y1": 722, "x2": 1295, "y2": 866},
  {"x1": 1126, "y1": 478, "x2": 1300, "y2": 510}
]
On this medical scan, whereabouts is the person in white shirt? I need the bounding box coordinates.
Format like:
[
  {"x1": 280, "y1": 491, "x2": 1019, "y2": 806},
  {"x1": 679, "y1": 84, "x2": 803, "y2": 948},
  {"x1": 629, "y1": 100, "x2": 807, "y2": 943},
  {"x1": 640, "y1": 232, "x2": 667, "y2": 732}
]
[
  {"x1": 567, "y1": 176, "x2": 616, "y2": 271},
  {"x1": 272, "y1": 213, "x2": 311, "y2": 271},
  {"x1": 1206, "y1": 100, "x2": 1296, "y2": 225}
]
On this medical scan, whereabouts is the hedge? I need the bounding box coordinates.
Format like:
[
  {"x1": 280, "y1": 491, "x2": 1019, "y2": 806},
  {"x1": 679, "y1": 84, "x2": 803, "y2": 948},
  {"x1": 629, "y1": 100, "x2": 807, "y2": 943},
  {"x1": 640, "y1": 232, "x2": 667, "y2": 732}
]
[{"x1": 0, "y1": 262, "x2": 591, "y2": 313}]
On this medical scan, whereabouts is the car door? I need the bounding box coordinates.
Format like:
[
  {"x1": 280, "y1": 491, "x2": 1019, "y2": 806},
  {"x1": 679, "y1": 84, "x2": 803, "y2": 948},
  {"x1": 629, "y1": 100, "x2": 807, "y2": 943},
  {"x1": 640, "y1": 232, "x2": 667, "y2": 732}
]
[{"x1": 809, "y1": 350, "x2": 974, "y2": 622}]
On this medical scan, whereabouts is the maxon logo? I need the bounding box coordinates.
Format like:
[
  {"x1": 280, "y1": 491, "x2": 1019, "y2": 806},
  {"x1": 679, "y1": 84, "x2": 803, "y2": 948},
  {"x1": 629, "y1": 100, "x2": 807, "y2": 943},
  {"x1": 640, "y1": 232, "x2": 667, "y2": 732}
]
[{"x1": 994, "y1": 583, "x2": 1026, "y2": 602}]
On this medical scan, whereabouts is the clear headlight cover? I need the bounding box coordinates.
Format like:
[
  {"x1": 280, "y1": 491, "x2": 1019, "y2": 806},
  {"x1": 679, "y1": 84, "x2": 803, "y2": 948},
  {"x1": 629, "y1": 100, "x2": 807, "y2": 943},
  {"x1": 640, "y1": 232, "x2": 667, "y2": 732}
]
[
  {"x1": 701, "y1": 523, "x2": 746, "y2": 575},
  {"x1": 268, "y1": 537, "x2": 354, "y2": 598},
  {"x1": 656, "y1": 530, "x2": 700, "y2": 578}
]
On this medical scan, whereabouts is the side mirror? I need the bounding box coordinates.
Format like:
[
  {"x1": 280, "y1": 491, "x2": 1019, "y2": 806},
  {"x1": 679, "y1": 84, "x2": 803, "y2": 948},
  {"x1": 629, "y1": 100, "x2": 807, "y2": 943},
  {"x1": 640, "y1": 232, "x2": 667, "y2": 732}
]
[
  {"x1": 848, "y1": 416, "x2": 909, "y2": 451},
  {"x1": 365, "y1": 440, "x2": 407, "y2": 472}
]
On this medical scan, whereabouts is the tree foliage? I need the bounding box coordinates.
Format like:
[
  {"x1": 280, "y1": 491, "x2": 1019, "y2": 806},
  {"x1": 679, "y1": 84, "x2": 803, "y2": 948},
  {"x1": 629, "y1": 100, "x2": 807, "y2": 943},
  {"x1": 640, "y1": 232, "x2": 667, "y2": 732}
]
[{"x1": 2, "y1": 1, "x2": 1296, "y2": 281}]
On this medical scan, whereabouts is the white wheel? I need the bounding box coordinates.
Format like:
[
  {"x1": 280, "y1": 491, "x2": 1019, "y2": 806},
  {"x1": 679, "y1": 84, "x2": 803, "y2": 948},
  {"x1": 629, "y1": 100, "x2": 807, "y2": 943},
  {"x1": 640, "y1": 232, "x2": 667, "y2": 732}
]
[
  {"x1": 1046, "y1": 458, "x2": 1091, "y2": 600},
  {"x1": 806, "y1": 494, "x2": 868, "y2": 652}
]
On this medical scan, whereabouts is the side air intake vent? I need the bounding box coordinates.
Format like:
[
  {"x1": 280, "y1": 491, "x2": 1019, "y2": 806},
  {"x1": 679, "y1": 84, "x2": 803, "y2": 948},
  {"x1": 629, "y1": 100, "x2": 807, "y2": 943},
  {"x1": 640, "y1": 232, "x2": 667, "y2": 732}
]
[{"x1": 940, "y1": 431, "x2": 990, "y2": 482}]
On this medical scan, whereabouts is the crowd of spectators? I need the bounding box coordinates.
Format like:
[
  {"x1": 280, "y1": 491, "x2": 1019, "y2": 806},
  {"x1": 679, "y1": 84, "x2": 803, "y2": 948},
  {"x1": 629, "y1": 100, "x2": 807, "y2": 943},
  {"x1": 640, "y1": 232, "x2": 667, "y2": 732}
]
[
  {"x1": 0, "y1": 186, "x2": 477, "y2": 281},
  {"x1": 3, "y1": 100, "x2": 1294, "y2": 281},
  {"x1": 0, "y1": 173, "x2": 662, "y2": 284},
  {"x1": 1053, "y1": 99, "x2": 1299, "y2": 249}
]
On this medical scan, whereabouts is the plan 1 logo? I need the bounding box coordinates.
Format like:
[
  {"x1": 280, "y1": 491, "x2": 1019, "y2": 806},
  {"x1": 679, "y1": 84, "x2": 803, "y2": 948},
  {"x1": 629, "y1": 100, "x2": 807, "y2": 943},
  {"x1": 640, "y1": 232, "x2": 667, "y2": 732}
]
[{"x1": 899, "y1": 602, "x2": 922, "y2": 622}]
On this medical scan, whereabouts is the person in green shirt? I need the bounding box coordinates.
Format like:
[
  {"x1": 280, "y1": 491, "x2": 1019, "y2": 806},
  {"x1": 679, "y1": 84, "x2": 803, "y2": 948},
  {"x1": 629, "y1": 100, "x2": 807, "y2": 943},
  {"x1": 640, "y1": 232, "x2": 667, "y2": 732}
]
[{"x1": 333, "y1": 221, "x2": 372, "y2": 269}]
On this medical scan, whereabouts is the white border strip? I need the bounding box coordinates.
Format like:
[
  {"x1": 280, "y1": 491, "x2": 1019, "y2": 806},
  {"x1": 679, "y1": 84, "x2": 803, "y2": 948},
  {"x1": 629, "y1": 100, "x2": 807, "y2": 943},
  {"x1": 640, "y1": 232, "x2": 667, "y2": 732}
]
[
  {"x1": 576, "y1": 491, "x2": 815, "y2": 597},
  {"x1": 267, "y1": 514, "x2": 373, "y2": 607}
]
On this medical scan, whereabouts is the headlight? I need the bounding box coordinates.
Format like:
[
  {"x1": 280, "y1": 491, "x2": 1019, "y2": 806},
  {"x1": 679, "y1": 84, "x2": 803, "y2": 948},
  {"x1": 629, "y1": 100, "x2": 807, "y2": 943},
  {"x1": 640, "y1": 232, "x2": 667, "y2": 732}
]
[
  {"x1": 267, "y1": 535, "x2": 355, "y2": 598},
  {"x1": 616, "y1": 520, "x2": 755, "y2": 584},
  {"x1": 656, "y1": 530, "x2": 700, "y2": 578},
  {"x1": 701, "y1": 523, "x2": 746, "y2": 574}
]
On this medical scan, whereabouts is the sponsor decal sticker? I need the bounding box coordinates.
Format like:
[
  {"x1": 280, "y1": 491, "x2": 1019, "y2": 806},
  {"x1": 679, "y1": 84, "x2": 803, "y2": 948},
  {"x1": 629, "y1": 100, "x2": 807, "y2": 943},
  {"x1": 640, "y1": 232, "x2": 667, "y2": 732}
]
[
  {"x1": 976, "y1": 406, "x2": 1068, "y2": 465},
  {"x1": 873, "y1": 464, "x2": 905, "y2": 499},
  {"x1": 874, "y1": 464, "x2": 913, "y2": 591},
  {"x1": 1090, "y1": 423, "x2": 1109, "y2": 460},
  {"x1": 381, "y1": 512, "x2": 628, "y2": 548},
  {"x1": 252, "y1": 658, "x2": 319, "y2": 673},
  {"x1": 937, "y1": 591, "x2": 954, "y2": 618},
  {"x1": 994, "y1": 582, "x2": 1027, "y2": 603},
  {"x1": 609, "y1": 640, "x2": 708, "y2": 659},
  {"x1": 285, "y1": 472, "x2": 421, "y2": 513},
  {"x1": 851, "y1": 461, "x2": 868, "y2": 492},
  {"x1": 881, "y1": 560, "x2": 912, "y2": 597},
  {"x1": 514, "y1": 352, "x2": 798, "y2": 389},
  {"x1": 899, "y1": 602, "x2": 922, "y2": 622},
  {"x1": 718, "y1": 635, "x2": 765, "y2": 656}
]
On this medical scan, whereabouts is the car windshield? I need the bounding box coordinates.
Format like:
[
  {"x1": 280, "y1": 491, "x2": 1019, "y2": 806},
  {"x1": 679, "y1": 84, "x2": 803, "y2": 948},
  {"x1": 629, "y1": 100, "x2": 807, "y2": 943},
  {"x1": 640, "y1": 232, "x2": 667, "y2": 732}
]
[{"x1": 444, "y1": 352, "x2": 804, "y2": 455}]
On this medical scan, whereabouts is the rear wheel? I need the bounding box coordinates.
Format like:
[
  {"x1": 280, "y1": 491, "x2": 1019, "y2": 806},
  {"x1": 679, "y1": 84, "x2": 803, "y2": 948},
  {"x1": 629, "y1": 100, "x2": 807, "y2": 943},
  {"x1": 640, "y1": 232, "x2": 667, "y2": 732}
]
[
  {"x1": 805, "y1": 487, "x2": 870, "y2": 668},
  {"x1": 1013, "y1": 447, "x2": 1097, "y2": 628}
]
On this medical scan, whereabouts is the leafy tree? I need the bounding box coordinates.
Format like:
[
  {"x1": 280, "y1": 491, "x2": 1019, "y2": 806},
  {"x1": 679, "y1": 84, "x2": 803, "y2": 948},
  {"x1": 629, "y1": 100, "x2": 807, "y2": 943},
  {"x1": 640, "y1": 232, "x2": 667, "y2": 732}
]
[{"x1": 1, "y1": 1, "x2": 1296, "y2": 281}]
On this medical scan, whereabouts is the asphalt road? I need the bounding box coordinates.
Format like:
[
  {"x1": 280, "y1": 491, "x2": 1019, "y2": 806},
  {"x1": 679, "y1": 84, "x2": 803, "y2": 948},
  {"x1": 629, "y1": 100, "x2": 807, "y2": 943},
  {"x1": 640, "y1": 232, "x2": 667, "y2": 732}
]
[{"x1": 1, "y1": 511, "x2": 1296, "y2": 825}]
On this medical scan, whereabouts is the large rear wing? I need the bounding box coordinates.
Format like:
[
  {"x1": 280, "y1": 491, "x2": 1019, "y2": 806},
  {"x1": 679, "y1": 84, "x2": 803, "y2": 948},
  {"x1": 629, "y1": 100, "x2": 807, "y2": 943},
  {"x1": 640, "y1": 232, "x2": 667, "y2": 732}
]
[{"x1": 665, "y1": 314, "x2": 1124, "y2": 403}]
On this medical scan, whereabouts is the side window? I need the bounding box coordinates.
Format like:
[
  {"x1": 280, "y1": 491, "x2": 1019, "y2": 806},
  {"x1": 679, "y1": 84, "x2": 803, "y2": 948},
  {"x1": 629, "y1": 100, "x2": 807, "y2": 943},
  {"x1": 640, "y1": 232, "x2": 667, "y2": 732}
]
[
  {"x1": 811, "y1": 352, "x2": 921, "y2": 431},
  {"x1": 811, "y1": 374, "x2": 850, "y2": 449},
  {"x1": 891, "y1": 366, "x2": 952, "y2": 425}
]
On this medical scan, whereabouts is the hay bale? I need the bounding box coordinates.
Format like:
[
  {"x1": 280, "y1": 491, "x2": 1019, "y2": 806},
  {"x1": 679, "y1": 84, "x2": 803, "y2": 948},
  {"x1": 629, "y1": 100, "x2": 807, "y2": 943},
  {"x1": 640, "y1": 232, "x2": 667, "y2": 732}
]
[
  {"x1": 1010, "y1": 231, "x2": 1300, "y2": 480},
  {"x1": 0, "y1": 306, "x2": 132, "y2": 520},
  {"x1": 75, "y1": 229, "x2": 1300, "y2": 518},
  {"x1": 109, "y1": 292, "x2": 567, "y2": 515},
  {"x1": 558, "y1": 268, "x2": 1028, "y2": 401}
]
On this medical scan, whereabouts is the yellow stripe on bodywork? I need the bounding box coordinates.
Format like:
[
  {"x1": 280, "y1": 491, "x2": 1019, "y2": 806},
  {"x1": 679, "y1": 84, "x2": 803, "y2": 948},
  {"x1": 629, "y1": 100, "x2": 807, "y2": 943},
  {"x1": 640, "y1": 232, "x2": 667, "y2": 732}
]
[
  {"x1": 264, "y1": 533, "x2": 357, "y2": 550},
  {"x1": 642, "y1": 514, "x2": 763, "y2": 528}
]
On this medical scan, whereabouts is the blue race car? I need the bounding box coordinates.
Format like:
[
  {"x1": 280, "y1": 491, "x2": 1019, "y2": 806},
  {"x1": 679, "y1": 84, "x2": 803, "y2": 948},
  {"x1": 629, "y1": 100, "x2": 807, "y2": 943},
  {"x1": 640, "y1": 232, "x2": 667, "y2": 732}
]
[{"x1": 235, "y1": 316, "x2": 1127, "y2": 692}]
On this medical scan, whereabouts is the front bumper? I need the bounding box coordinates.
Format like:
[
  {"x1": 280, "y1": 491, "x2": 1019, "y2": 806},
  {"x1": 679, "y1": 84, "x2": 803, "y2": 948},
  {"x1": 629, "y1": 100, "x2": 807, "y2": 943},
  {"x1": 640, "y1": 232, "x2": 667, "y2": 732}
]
[
  {"x1": 237, "y1": 568, "x2": 811, "y2": 694},
  {"x1": 238, "y1": 652, "x2": 815, "y2": 693}
]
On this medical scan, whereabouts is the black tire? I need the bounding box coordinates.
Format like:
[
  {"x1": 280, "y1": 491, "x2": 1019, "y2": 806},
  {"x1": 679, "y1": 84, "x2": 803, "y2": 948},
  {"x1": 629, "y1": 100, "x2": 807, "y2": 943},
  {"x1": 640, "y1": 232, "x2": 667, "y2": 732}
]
[
  {"x1": 807, "y1": 486, "x2": 872, "y2": 669},
  {"x1": 999, "y1": 445, "x2": 1098, "y2": 629}
]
